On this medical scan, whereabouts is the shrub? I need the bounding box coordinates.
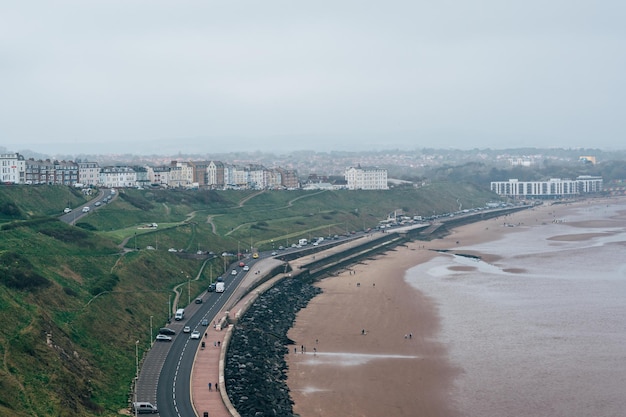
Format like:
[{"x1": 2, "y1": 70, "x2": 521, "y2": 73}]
[{"x1": 0, "y1": 252, "x2": 51, "y2": 290}]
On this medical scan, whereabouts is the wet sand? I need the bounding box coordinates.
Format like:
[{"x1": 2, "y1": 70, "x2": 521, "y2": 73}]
[{"x1": 285, "y1": 199, "x2": 615, "y2": 417}]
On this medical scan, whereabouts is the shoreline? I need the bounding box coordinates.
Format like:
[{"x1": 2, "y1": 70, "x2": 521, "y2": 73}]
[{"x1": 285, "y1": 198, "x2": 620, "y2": 417}]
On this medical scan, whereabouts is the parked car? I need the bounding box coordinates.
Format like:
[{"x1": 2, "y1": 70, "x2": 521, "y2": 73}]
[
  {"x1": 63, "y1": 207, "x2": 72, "y2": 213},
  {"x1": 159, "y1": 328, "x2": 176, "y2": 335},
  {"x1": 195, "y1": 297, "x2": 203, "y2": 304},
  {"x1": 156, "y1": 334, "x2": 172, "y2": 342},
  {"x1": 190, "y1": 330, "x2": 201, "y2": 339},
  {"x1": 183, "y1": 326, "x2": 191, "y2": 333},
  {"x1": 82, "y1": 206, "x2": 90, "y2": 213},
  {"x1": 271, "y1": 251, "x2": 277, "y2": 256},
  {"x1": 94, "y1": 201, "x2": 101, "y2": 207},
  {"x1": 132, "y1": 402, "x2": 158, "y2": 414}
]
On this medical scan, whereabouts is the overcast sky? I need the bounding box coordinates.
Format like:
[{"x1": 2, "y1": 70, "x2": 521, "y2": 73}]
[{"x1": 1, "y1": 0, "x2": 625, "y2": 155}]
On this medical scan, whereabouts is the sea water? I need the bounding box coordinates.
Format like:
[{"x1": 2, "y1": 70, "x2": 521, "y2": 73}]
[{"x1": 406, "y1": 202, "x2": 626, "y2": 417}]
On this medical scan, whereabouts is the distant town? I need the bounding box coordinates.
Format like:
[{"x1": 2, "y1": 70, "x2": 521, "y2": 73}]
[{"x1": 1, "y1": 145, "x2": 622, "y2": 198}]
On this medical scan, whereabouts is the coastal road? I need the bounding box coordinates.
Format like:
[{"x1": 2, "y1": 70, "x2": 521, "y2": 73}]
[{"x1": 143, "y1": 264, "x2": 250, "y2": 416}]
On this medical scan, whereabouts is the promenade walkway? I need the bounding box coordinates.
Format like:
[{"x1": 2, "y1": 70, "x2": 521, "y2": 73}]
[{"x1": 191, "y1": 258, "x2": 284, "y2": 417}]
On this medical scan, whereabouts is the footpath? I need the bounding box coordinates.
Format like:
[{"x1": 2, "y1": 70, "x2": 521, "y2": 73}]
[{"x1": 190, "y1": 258, "x2": 285, "y2": 417}]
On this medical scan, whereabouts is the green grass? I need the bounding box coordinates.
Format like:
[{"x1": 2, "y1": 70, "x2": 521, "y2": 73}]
[{"x1": 0, "y1": 183, "x2": 498, "y2": 416}]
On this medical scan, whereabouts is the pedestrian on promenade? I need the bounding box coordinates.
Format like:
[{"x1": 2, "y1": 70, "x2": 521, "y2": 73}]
[{"x1": 208, "y1": 383, "x2": 212, "y2": 391}]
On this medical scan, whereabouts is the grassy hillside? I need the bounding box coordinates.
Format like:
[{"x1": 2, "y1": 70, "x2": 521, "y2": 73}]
[{"x1": 0, "y1": 183, "x2": 498, "y2": 416}]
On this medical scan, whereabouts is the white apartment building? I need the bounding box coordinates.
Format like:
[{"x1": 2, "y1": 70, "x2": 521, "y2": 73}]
[
  {"x1": 344, "y1": 166, "x2": 388, "y2": 190},
  {"x1": 168, "y1": 161, "x2": 194, "y2": 188},
  {"x1": 491, "y1": 176, "x2": 603, "y2": 198},
  {"x1": 0, "y1": 153, "x2": 25, "y2": 184},
  {"x1": 248, "y1": 165, "x2": 265, "y2": 189},
  {"x1": 224, "y1": 165, "x2": 249, "y2": 188},
  {"x1": 78, "y1": 162, "x2": 100, "y2": 186},
  {"x1": 99, "y1": 167, "x2": 138, "y2": 188}
]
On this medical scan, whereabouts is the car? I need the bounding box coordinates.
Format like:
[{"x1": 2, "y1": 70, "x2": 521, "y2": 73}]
[
  {"x1": 271, "y1": 251, "x2": 277, "y2": 256},
  {"x1": 94, "y1": 201, "x2": 101, "y2": 207},
  {"x1": 63, "y1": 207, "x2": 72, "y2": 213},
  {"x1": 208, "y1": 283, "x2": 216, "y2": 292},
  {"x1": 82, "y1": 206, "x2": 90, "y2": 213},
  {"x1": 252, "y1": 253, "x2": 259, "y2": 259},
  {"x1": 195, "y1": 297, "x2": 203, "y2": 304},
  {"x1": 132, "y1": 402, "x2": 158, "y2": 414},
  {"x1": 278, "y1": 246, "x2": 284, "y2": 250},
  {"x1": 183, "y1": 326, "x2": 191, "y2": 333},
  {"x1": 190, "y1": 330, "x2": 201, "y2": 339},
  {"x1": 239, "y1": 261, "x2": 245, "y2": 267},
  {"x1": 168, "y1": 248, "x2": 177, "y2": 252},
  {"x1": 159, "y1": 328, "x2": 176, "y2": 335},
  {"x1": 243, "y1": 265, "x2": 250, "y2": 271},
  {"x1": 156, "y1": 334, "x2": 172, "y2": 342},
  {"x1": 231, "y1": 269, "x2": 237, "y2": 275}
]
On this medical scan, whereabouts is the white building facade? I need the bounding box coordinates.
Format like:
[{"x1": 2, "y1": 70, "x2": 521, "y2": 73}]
[
  {"x1": 78, "y1": 162, "x2": 100, "y2": 186},
  {"x1": 0, "y1": 153, "x2": 25, "y2": 184},
  {"x1": 344, "y1": 166, "x2": 388, "y2": 190},
  {"x1": 491, "y1": 176, "x2": 603, "y2": 198},
  {"x1": 99, "y1": 167, "x2": 138, "y2": 188}
]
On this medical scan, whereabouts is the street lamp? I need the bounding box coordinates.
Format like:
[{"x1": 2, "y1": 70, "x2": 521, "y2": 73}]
[
  {"x1": 135, "y1": 340, "x2": 139, "y2": 379},
  {"x1": 134, "y1": 340, "x2": 139, "y2": 417},
  {"x1": 167, "y1": 294, "x2": 171, "y2": 322}
]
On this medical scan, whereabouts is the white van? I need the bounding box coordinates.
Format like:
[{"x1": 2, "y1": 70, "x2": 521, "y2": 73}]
[
  {"x1": 175, "y1": 308, "x2": 185, "y2": 321},
  {"x1": 132, "y1": 402, "x2": 158, "y2": 414}
]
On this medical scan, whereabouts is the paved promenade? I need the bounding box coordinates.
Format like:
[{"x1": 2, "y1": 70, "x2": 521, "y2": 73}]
[{"x1": 191, "y1": 258, "x2": 285, "y2": 417}]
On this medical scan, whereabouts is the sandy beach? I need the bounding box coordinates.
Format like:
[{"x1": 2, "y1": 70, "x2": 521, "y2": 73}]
[{"x1": 285, "y1": 198, "x2": 622, "y2": 417}]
